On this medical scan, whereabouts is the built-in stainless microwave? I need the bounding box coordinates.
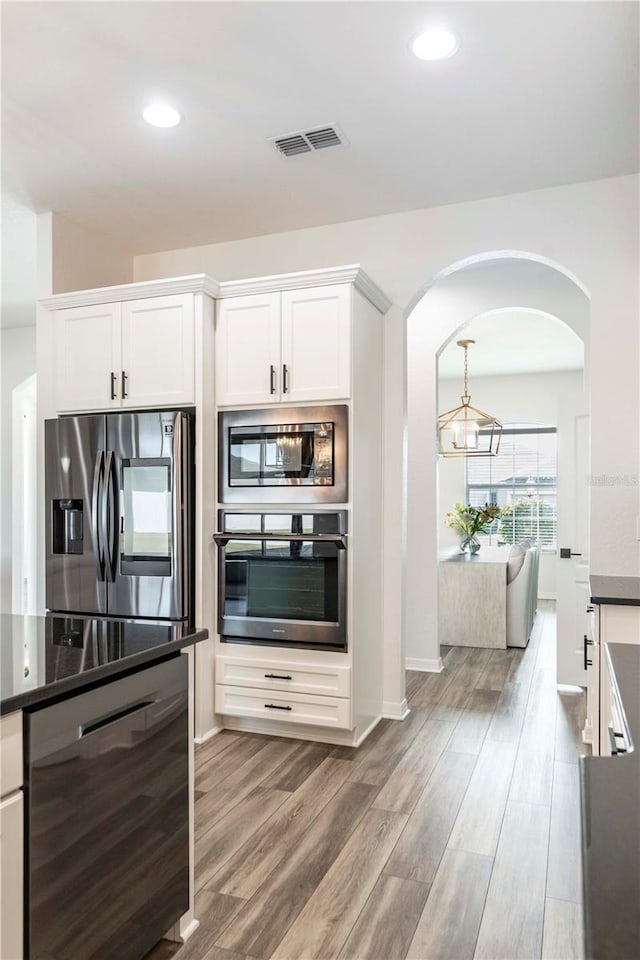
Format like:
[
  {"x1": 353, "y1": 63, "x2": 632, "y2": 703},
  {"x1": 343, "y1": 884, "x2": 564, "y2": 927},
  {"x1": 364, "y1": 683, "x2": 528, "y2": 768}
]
[{"x1": 218, "y1": 405, "x2": 348, "y2": 503}]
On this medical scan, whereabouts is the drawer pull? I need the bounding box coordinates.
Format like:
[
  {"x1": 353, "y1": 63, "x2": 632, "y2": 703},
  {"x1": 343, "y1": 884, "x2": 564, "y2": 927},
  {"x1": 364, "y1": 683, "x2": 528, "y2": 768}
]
[
  {"x1": 583, "y1": 634, "x2": 593, "y2": 670},
  {"x1": 264, "y1": 703, "x2": 292, "y2": 711},
  {"x1": 265, "y1": 673, "x2": 293, "y2": 681}
]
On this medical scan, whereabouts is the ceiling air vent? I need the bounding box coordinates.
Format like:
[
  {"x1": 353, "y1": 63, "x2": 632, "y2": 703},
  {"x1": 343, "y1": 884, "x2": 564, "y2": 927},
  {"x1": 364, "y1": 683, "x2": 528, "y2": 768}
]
[{"x1": 270, "y1": 124, "x2": 347, "y2": 157}]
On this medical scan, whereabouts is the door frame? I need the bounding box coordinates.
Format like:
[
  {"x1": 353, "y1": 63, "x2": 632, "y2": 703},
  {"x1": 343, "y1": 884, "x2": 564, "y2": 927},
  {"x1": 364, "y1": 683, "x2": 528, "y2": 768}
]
[{"x1": 12, "y1": 374, "x2": 37, "y2": 614}]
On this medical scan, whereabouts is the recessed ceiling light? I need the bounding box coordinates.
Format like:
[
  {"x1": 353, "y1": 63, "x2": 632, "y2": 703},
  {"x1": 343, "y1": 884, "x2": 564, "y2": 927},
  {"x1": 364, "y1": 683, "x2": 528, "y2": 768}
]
[
  {"x1": 412, "y1": 28, "x2": 459, "y2": 61},
  {"x1": 142, "y1": 103, "x2": 182, "y2": 128}
]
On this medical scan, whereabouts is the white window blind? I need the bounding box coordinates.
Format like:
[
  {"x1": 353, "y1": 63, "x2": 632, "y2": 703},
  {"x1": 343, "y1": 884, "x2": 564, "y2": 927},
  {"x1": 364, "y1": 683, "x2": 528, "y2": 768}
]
[{"x1": 465, "y1": 425, "x2": 557, "y2": 546}]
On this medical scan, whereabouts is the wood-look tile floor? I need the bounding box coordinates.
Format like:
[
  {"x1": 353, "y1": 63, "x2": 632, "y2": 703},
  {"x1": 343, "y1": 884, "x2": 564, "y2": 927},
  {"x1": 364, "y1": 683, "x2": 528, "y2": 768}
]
[{"x1": 146, "y1": 602, "x2": 587, "y2": 960}]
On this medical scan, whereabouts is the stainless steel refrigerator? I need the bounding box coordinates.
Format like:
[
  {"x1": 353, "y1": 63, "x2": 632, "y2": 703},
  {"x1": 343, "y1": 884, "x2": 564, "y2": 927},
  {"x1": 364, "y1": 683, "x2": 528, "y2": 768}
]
[{"x1": 45, "y1": 410, "x2": 194, "y2": 622}]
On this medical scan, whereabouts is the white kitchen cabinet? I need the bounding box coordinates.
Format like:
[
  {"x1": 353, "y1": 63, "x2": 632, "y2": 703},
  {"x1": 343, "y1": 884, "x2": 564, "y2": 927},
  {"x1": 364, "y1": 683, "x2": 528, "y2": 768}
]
[
  {"x1": 583, "y1": 604, "x2": 599, "y2": 749},
  {"x1": 215, "y1": 293, "x2": 281, "y2": 406},
  {"x1": 583, "y1": 601, "x2": 640, "y2": 755},
  {"x1": 280, "y1": 285, "x2": 351, "y2": 403},
  {"x1": 54, "y1": 294, "x2": 196, "y2": 413},
  {"x1": 0, "y1": 790, "x2": 23, "y2": 960},
  {"x1": 55, "y1": 303, "x2": 122, "y2": 412},
  {"x1": 216, "y1": 284, "x2": 351, "y2": 406},
  {"x1": 215, "y1": 654, "x2": 352, "y2": 730},
  {"x1": 122, "y1": 294, "x2": 195, "y2": 408},
  {"x1": 216, "y1": 654, "x2": 351, "y2": 698},
  {"x1": 215, "y1": 684, "x2": 352, "y2": 730},
  {"x1": 0, "y1": 712, "x2": 23, "y2": 797},
  {"x1": 1, "y1": 711, "x2": 23, "y2": 960}
]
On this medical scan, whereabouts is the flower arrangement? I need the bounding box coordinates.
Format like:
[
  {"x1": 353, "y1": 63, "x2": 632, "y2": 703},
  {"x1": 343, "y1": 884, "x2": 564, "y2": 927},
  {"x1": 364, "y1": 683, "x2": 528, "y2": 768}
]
[{"x1": 446, "y1": 502, "x2": 502, "y2": 552}]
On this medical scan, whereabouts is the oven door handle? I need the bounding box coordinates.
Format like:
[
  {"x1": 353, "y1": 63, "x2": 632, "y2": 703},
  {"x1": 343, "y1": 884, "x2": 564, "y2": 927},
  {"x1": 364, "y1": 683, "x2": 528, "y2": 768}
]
[{"x1": 213, "y1": 532, "x2": 347, "y2": 549}]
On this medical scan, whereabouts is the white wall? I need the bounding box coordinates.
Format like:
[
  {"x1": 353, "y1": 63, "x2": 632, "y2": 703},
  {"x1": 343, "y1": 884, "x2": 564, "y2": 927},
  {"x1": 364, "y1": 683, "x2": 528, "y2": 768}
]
[
  {"x1": 0, "y1": 327, "x2": 37, "y2": 613},
  {"x1": 437, "y1": 369, "x2": 584, "y2": 597},
  {"x1": 133, "y1": 173, "x2": 639, "y2": 688},
  {"x1": 1, "y1": 198, "x2": 38, "y2": 614}
]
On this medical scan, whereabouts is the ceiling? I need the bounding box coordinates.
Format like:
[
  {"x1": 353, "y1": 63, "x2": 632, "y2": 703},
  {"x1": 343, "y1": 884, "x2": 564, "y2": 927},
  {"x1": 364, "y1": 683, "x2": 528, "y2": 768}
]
[
  {"x1": 2, "y1": 2, "x2": 638, "y2": 255},
  {"x1": 438, "y1": 309, "x2": 584, "y2": 377}
]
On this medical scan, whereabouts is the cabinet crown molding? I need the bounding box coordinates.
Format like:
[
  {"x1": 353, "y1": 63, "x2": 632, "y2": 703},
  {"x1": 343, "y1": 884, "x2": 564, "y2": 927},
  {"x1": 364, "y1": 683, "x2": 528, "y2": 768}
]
[
  {"x1": 38, "y1": 265, "x2": 392, "y2": 314},
  {"x1": 218, "y1": 264, "x2": 392, "y2": 313},
  {"x1": 39, "y1": 274, "x2": 220, "y2": 310}
]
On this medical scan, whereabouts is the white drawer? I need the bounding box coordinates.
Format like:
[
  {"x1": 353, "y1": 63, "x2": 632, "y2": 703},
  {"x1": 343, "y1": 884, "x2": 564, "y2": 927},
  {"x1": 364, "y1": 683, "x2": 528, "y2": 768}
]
[
  {"x1": 0, "y1": 712, "x2": 22, "y2": 797},
  {"x1": 215, "y1": 684, "x2": 352, "y2": 730},
  {"x1": 216, "y1": 655, "x2": 351, "y2": 698}
]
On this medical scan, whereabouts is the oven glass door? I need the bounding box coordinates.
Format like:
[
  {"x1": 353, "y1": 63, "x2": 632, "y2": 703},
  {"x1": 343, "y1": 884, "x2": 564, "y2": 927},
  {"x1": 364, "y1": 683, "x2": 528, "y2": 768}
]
[
  {"x1": 219, "y1": 535, "x2": 345, "y2": 648},
  {"x1": 228, "y1": 422, "x2": 334, "y2": 487}
]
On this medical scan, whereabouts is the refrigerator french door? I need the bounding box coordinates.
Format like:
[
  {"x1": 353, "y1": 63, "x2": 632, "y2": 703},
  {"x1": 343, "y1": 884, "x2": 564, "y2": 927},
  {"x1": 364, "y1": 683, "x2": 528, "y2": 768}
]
[{"x1": 45, "y1": 411, "x2": 193, "y2": 621}]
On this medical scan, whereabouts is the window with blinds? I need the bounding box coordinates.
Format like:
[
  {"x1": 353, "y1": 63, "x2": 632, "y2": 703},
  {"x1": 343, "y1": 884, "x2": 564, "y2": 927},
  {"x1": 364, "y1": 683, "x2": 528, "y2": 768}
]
[{"x1": 465, "y1": 425, "x2": 557, "y2": 546}]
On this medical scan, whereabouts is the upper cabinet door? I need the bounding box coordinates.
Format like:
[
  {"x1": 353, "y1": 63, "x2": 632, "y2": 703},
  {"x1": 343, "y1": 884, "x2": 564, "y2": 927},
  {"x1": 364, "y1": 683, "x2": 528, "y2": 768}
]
[
  {"x1": 121, "y1": 294, "x2": 195, "y2": 408},
  {"x1": 281, "y1": 284, "x2": 351, "y2": 403},
  {"x1": 216, "y1": 293, "x2": 281, "y2": 406},
  {"x1": 55, "y1": 303, "x2": 122, "y2": 412}
]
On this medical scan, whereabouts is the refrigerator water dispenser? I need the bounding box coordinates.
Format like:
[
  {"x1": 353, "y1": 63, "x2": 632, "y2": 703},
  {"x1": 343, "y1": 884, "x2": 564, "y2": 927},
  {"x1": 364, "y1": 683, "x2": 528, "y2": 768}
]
[{"x1": 52, "y1": 499, "x2": 83, "y2": 554}]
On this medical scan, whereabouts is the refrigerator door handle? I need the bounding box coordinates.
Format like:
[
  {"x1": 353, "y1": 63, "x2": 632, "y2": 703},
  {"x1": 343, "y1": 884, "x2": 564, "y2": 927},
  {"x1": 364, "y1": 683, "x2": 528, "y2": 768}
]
[
  {"x1": 104, "y1": 450, "x2": 119, "y2": 583},
  {"x1": 91, "y1": 451, "x2": 106, "y2": 581},
  {"x1": 172, "y1": 413, "x2": 183, "y2": 589}
]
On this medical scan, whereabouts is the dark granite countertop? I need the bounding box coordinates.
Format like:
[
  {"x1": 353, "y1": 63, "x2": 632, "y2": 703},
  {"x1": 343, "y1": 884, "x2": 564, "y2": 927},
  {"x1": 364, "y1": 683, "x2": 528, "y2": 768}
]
[
  {"x1": 590, "y1": 574, "x2": 640, "y2": 606},
  {"x1": 580, "y1": 642, "x2": 640, "y2": 960},
  {"x1": 0, "y1": 614, "x2": 208, "y2": 715}
]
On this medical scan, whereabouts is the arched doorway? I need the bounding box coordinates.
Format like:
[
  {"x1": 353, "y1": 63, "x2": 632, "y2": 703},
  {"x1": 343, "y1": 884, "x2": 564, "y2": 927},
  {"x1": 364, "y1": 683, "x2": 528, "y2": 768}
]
[{"x1": 402, "y1": 254, "x2": 590, "y2": 696}]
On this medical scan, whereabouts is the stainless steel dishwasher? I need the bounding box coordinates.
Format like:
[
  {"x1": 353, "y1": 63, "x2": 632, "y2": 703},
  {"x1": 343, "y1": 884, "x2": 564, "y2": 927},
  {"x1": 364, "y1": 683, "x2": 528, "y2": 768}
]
[{"x1": 25, "y1": 655, "x2": 189, "y2": 960}]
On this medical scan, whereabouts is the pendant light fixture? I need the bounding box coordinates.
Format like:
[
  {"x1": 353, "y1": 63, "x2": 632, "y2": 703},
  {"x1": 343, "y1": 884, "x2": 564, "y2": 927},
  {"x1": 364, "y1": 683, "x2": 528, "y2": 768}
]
[{"x1": 438, "y1": 339, "x2": 503, "y2": 457}]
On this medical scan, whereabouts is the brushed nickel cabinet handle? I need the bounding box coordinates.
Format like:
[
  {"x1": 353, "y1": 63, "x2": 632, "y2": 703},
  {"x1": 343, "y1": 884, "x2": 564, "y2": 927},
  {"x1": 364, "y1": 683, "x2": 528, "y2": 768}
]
[
  {"x1": 110, "y1": 372, "x2": 117, "y2": 400},
  {"x1": 282, "y1": 364, "x2": 289, "y2": 394},
  {"x1": 270, "y1": 364, "x2": 276, "y2": 395},
  {"x1": 121, "y1": 370, "x2": 128, "y2": 399}
]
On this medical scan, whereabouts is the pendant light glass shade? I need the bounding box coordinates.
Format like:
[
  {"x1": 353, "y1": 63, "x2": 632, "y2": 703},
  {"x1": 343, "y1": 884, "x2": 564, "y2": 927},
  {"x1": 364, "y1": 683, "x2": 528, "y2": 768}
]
[{"x1": 438, "y1": 340, "x2": 503, "y2": 457}]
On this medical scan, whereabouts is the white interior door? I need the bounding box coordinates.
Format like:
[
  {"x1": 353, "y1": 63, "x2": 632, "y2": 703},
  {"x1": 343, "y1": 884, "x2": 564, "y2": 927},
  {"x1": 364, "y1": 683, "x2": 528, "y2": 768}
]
[{"x1": 556, "y1": 392, "x2": 590, "y2": 686}]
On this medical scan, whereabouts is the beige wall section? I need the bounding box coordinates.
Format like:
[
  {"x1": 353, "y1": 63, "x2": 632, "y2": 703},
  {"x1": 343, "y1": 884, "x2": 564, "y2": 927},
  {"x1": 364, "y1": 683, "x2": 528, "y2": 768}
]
[
  {"x1": 133, "y1": 173, "x2": 639, "y2": 674},
  {"x1": 52, "y1": 213, "x2": 133, "y2": 293}
]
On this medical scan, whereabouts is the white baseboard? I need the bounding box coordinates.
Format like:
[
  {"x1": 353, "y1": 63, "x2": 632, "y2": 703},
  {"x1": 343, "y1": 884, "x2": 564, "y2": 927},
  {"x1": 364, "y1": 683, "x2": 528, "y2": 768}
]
[
  {"x1": 194, "y1": 724, "x2": 224, "y2": 745},
  {"x1": 382, "y1": 699, "x2": 410, "y2": 720},
  {"x1": 406, "y1": 657, "x2": 443, "y2": 673},
  {"x1": 166, "y1": 915, "x2": 199, "y2": 944},
  {"x1": 222, "y1": 715, "x2": 375, "y2": 747},
  {"x1": 354, "y1": 715, "x2": 383, "y2": 746}
]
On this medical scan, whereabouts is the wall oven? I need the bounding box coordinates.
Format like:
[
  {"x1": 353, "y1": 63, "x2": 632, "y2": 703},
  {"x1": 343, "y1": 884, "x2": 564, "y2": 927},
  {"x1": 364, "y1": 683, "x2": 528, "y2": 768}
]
[
  {"x1": 214, "y1": 511, "x2": 347, "y2": 650},
  {"x1": 219, "y1": 405, "x2": 348, "y2": 503}
]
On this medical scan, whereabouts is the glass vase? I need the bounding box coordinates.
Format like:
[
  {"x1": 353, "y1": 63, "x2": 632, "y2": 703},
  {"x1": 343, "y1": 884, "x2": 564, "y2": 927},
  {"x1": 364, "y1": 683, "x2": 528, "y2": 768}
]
[{"x1": 460, "y1": 533, "x2": 481, "y2": 554}]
